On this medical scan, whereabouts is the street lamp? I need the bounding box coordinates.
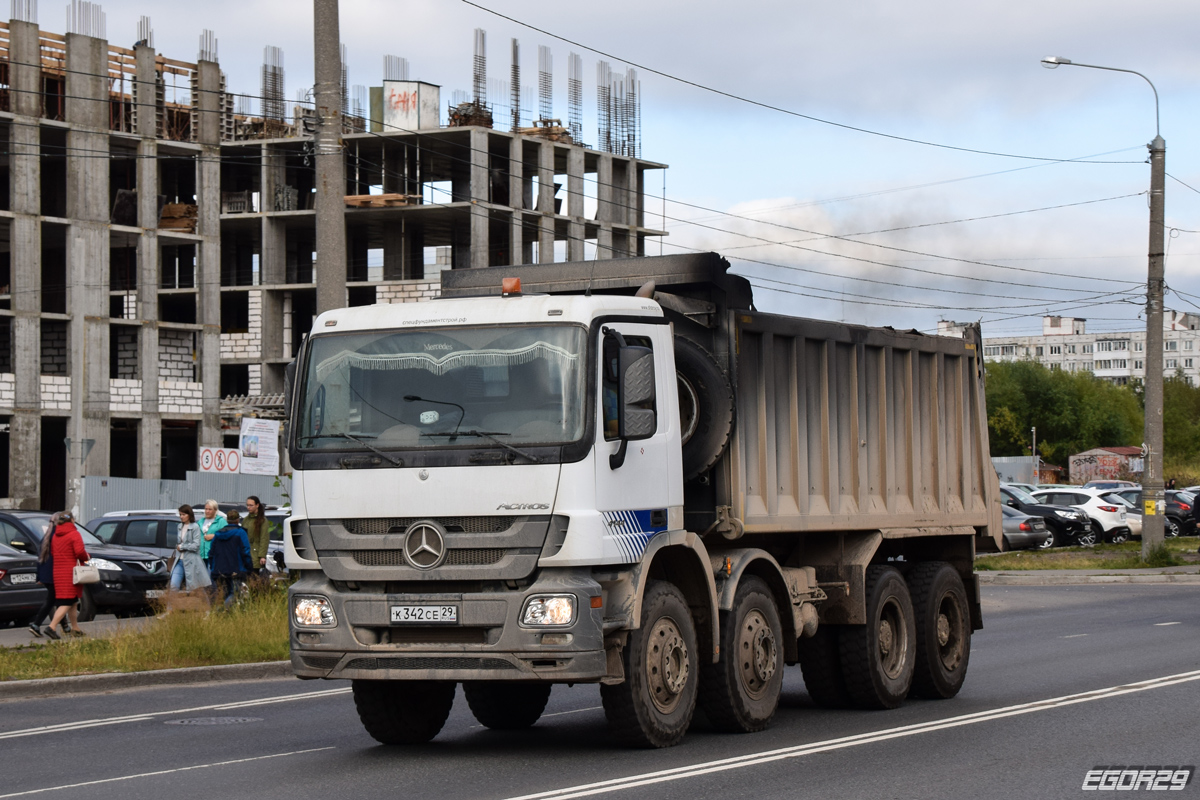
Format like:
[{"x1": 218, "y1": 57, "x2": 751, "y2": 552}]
[{"x1": 1041, "y1": 56, "x2": 1165, "y2": 559}]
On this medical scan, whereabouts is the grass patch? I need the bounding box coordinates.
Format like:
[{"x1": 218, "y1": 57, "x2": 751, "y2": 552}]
[
  {"x1": 975, "y1": 537, "x2": 1196, "y2": 571},
  {"x1": 0, "y1": 580, "x2": 289, "y2": 682}
]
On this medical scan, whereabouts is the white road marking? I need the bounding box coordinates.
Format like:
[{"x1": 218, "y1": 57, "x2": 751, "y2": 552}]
[
  {"x1": 0, "y1": 747, "x2": 335, "y2": 798},
  {"x1": 504, "y1": 669, "x2": 1200, "y2": 800},
  {"x1": 1153, "y1": 622, "x2": 1181, "y2": 626},
  {"x1": 1061, "y1": 634, "x2": 1088, "y2": 638},
  {"x1": 0, "y1": 687, "x2": 352, "y2": 740}
]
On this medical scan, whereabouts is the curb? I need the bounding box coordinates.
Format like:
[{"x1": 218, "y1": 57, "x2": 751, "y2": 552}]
[
  {"x1": 0, "y1": 660, "x2": 294, "y2": 701},
  {"x1": 977, "y1": 572, "x2": 1200, "y2": 586}
]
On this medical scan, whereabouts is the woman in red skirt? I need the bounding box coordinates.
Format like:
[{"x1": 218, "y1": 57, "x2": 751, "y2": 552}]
[{"x1": 43, "y1": 511, "x2": 89, "y2": 639}]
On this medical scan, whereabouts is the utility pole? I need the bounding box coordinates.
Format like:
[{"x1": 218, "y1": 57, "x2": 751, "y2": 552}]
[
  {"x1": 1142, "y1": 134, "x2": 1166, "y2": 558},
  {"x1": 1031, "y1": 427, "x2": 1038, "y2": 484},
  {"x1": 313, "y1": 0, "x2": 346, "y2": 314}
]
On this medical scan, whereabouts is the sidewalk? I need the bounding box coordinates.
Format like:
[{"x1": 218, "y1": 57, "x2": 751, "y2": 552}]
[
  {"x1": 0, "y1": 615, "x2": 152, "y2": 649},
  {"x1": 976, "y1": 565, "x2": 1200, "y2": 585}
]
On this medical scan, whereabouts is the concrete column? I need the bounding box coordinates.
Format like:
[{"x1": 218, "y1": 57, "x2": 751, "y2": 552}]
[
  {"x1": 135, "y1": 44, "x2": 160, "y2": 478},
  {"x1": 8, "y1": 20, "x2": 42, "y2": 504},
  {"x1": 566, "y1": 146, "x2": 585, "y2": 262},
  {"x1": 596, "y1": 154, "x2": 614, "y2": 259},
  {"x1": 508, "y1": 136, "x2": 524, "y2": 265},
  {"x1": 469, "y1": 129, "x2": 489, "y2": 268},
  {"x1": 64, "y1": 32, "x2": 111, "y2": 502},
  {"x1": 625, "y1": 159, "x2": 639, "y2": 227},
  {"x1": 196, "y1": 60, "x2": 223, "y2": 449},
  {"x1": 537, "y1": 142, "x2": 555, "y2": 263}
]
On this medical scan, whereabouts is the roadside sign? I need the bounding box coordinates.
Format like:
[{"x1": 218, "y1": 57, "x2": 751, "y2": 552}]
[{"x1": 199, "y1": 447, "x2": 241, "y2": 474}]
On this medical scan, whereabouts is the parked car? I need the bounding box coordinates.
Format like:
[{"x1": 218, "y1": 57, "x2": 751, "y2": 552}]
[
  {"x1": 1102, "y1": 493, "x2": 1142, "y2": 538},
  {"x1": 85, "y1": 514, "x2": 180, "y2": 560},
  {"x1": 1031, "y1": 488, "x2": 1132, "y2": 544},
  {"x1": 1109, "y1": 489, "x2": 1196, "y2": 538},
  {"x1": 0, "y1": 541, "x2": 46, "y2": 626},
  {"x1": 1083, "y1": 480, "x2": 1139, "y2": 491},
  {"x1": 0, "y1": 511, "x2": 169, "y2": 621},
  {"x1": 999, "y1": 484, "x2": 1091, "y2": 547},
  {"x1": 1000, "y1": 506, "x2": 1051, "y2": 550},
  {"x1": 1005, "y1": 483, "x2": 1040, "y2": 496}
]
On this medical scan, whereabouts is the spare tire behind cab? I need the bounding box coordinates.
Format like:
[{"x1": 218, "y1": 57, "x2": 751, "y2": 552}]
[{"x1": 674, "y1": 336, "x2": 734, "y2": 481}]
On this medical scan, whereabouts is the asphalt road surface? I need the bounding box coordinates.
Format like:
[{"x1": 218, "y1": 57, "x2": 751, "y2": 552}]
[{"x1": 2, "y1": 585, "x2": 1197, "y2": 800}]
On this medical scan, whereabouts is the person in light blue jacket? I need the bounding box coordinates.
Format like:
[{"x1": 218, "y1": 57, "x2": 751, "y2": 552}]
[{"x1": 170, "y1": 505, "x2": 212, "y2": 592}]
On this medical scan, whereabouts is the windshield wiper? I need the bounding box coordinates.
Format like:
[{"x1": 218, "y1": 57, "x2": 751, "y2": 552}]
[
  {"x1": 302, "y1": 431, "x2": 403, "y2": 467},
  {"x1": 426, "y1": 430, "x2": 543, "y2": 464}
]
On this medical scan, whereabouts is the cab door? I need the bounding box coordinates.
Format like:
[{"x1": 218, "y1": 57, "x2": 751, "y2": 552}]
[{"x1": 594, "y1": 322, "x2": 675, "y2": 563}]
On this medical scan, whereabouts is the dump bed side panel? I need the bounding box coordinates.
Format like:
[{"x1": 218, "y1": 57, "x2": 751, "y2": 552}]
[{"x1": 730, "y1": 311, "x2": 1000, "y2": 542}]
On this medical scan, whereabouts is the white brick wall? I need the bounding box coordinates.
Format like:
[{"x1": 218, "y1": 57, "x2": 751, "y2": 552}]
[
  {"x1": 158, "y1": 380, "x2": 203, "y2": 414},
  {"x1": 220, "y1": 290, "x2": 263, "y2": 359},
  {"x1": 248, "y1": 363, "x2": 262, "y2": 396},
  {"x1": 40, "y1": 375, "x2": 71, "y2": 410},
  {"x1": 0, "y1": 373, "x2": 14, "y2": 408},
  {"x1": 114, "y1": 327, "x2": 138, "y2": 379},
  {"x1": 159, "y1": 330, "x2": 196, "y2": 381},
  {"x1": 376, "y1": 279, "x2": 441, "y2": 305},
  {"x1": 109, "y1": 378, "x2": 143, "y2": 413}
]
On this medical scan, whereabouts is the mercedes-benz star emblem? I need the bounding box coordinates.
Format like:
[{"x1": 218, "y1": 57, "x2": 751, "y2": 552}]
[{"x1": 403, "y1": 521, "x2": 447, "y2": 569}]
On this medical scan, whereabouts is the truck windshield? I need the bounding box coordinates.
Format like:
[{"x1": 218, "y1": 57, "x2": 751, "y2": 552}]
[{"x1": 298, "y1": 325, "x2": 587, "y2": 452}]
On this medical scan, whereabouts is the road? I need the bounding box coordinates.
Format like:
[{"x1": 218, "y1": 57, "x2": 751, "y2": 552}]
[{"x1": 1, "y1": 585, "x2": 1197, "y2": 800}]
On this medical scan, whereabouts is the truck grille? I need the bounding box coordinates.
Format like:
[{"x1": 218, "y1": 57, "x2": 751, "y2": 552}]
[
  {"x1": 300, "y1": 655, "x2": 343, "y2": 670},
  {"x1": 352, "y1": 548, "x2": 507, "y2": 567},
  {"x1": 343, "y1": 516, "x2": 517, "y2": 535},
  {"x1": 346, "y1": 656, "x2": 516, "y2": 671}
]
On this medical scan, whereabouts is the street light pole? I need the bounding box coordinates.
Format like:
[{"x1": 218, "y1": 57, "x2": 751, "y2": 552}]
[
  {"x1": 1041, "y1": 56, "x2": 1165, "y2": 558},
  {"x1": 1031, "y1": 427, "x2": 1038, "y2": 484}
]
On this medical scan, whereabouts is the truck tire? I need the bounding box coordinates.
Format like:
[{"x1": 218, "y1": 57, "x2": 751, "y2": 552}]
[
  {"x1": 839, "y1": 566, "x2": 915, "y2": 709},
  {"x1": 352, "y1": 679, "x2": 456, "y2": 745},
  {"x1": 463, "y1": 682, "x2": 552, "y2": 730},
  {"x1": 907, "y1": 562, "x2": 971, "y2": 700},
  {"x1": 600, "y1": 580, "x2": 699, "y2": 748},
  {"x1": 699, "y1": 576, "x2": 784, "y2": 732},
  {"x1": 76, "y1": 587, "x2": 97, "y2": 622},
  {"x1": 675, "y1": 337, "x2": 734, "y2": 481},
  {"x1": 798, "y1": 625, "x2": 851, "y2": 708}
]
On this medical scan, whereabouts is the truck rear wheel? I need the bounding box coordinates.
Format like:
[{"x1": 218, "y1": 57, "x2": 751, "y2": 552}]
[
  {"x1": 699, "y1": 576, "x2": 783, "y2": 732},
  {"x1": 675, "y1": 337, "x2": 734, "y2": 481},
  {"x1": 352, "y1": 679, "x2": 456, "y2": 744},
  {"x1": 600, "y1": 580, "x2": 699, "y2": 748},
  {"x1": 907, "y1": 562, "x2": 971, "y2": 699},
  {"x1": 839, "y1": 566, "x2": 915, "y2": 709},
  {"x1": 463, "y1": 682, "x2": 552, "y2": 730},
  {"x1": 798, "y1": 625, "x2": 851, "y2": 708}
]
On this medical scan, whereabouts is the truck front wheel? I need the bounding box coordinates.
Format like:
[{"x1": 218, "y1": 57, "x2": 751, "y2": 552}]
[
  {"x1": 839, "y1": 566, "x2": 915, "y2": 709},
  {"x1": 907, "y1": 562, "x2": 971, "y2": 699},
  {"x1": 463, "y1": 682, "x2": 552, "y2": 729},
  {"x1": 601, "y1": 580, "x2": 699, "y2": 748},
  {"x1": 352, "y1": 679, "x2": 456, "y2": 744},
  {"x1": 700, "y1": 576, "x2": 783, "y2": 732}
]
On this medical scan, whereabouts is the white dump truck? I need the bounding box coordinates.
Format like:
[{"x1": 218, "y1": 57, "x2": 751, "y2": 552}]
[{"x1": 284, "y1": 253, "x2": 1001, "y2": 747}]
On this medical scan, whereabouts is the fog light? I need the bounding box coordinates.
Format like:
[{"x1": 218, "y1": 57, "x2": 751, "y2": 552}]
[
  {"x1": 521, "y1": 595, "x2": 575, "y2": 626},
  {"x1": 541, "y1": 633, "x2": 573, "y2": 645},
  {"x1": 293, "y1": 596, "x2": 337, "y2": 627}
]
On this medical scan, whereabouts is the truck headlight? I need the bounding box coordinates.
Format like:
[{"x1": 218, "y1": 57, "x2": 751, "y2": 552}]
[
  {"x1": 521, "y1": 595, "x2": 576, "y2": 626},
  {"x1": 293, "y1": 596, "x2": 337, "y2": 627}
]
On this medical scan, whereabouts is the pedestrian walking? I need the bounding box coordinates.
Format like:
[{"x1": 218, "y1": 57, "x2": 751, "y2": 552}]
[
  {"x1": 43, "y1": 511, "x2": 89, "y2": 639},
  {"x1": 27, "y1": 521, "x2": 57, "y2": 637},
  {"x1": 170, "y1": 505, "x2": 212, "y2": 592},
  {"x1": 198, "y1": 499, "x2": 227, "y2": 572},
  {"x1": 244, "y1": 496, "x2": 270, "y2": 577},
  {"x1": 1167, "y1": 478, "x2": 1176, "y2": 490},
  {"x1": 209, "y1": 509, "x2": 252, "y2": 608}
]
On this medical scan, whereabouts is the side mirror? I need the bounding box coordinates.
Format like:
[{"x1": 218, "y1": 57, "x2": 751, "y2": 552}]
[
  {"x1": 284, "y1": 359, "x2": 297, "y2": 416},
  {"x1": 604, "y1": 330, "x2": 657, "y2": 470}
]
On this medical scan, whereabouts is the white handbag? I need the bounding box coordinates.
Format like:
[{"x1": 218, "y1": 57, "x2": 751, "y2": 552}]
[{"x1": 72, "y1": 563, "x2": 101, "y2": 585}]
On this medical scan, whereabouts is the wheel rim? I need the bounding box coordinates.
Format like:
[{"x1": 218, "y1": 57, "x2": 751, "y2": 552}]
[
  {"x1": 676, "y1": 373, "x2": 700, "y2": 446},
  {"x1": 934, "y1": 592, "x2": 965, "y2": 672},
  {"x1": 736, "y1": 608, "x2": 777, "y2": 699},
  {"x1": 876, "y1": 597, "x2": 909, "y2": 680},
  {"x1": 1038, "y1": 532, "x2": 1054, "y2": 549},
  {"x1": 1167, "y1": 520, "x2": 1180, "y2": 538},
  {"x1": 646, "y1": 615, "x2": 691, "y2": 714}
]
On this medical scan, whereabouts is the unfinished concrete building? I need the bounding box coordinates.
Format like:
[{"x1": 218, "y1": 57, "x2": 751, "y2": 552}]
[{"x1": 0, "y1": 12, "x2": 666, "y2": 509}]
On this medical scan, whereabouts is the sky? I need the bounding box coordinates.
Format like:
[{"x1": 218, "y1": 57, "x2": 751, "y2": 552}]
[{"x1": 88, "y1": 0, "x2": 1200, "y2": 337}]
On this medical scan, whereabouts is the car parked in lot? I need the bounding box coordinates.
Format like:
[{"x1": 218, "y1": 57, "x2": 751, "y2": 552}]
[
  {"x1": 1102, "y1": 493, "x2": 1142, "y2": 538},
  {"x1": 1004, "y1": 482, "x2": 1040, "y2": 496},
  {"x1": 1083, "y1": 480, "x2": 1139, "y2": 491},
  {"x1": 999, "y1": 484, "x2": 1092, "y2": 547},
  {"x1": 1108, "y1": 489, "x2": 1196, "y2": 538},
  {"x1": 0, "y1": 541, "x2": 45, "y2": 626},
  {"x1": 1031, "y1": 488, "x2": 1132, "y2": 544},
  {"x1": 1001, "y1": 505, "x2": 1051, "y2": 550},
  {"x1": 0, "y1": 511, "x2": 168, "y2": 621}
]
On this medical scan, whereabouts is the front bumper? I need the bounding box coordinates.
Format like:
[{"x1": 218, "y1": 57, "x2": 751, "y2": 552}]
[
  {"x1": 90, "y1": 573, "x2": 169, "y2": 609},
  {"x1": 289, "y1": 568, "x2": 609, "y2": 683}
]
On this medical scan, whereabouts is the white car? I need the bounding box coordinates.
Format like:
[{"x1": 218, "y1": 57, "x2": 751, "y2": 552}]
[
  {"x1": 1031, "y1": 488, "x2": 1131, "y2": 544},
  {"x1": 1102, "y1": 493, "x2": 1142, "y2": 538}
]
